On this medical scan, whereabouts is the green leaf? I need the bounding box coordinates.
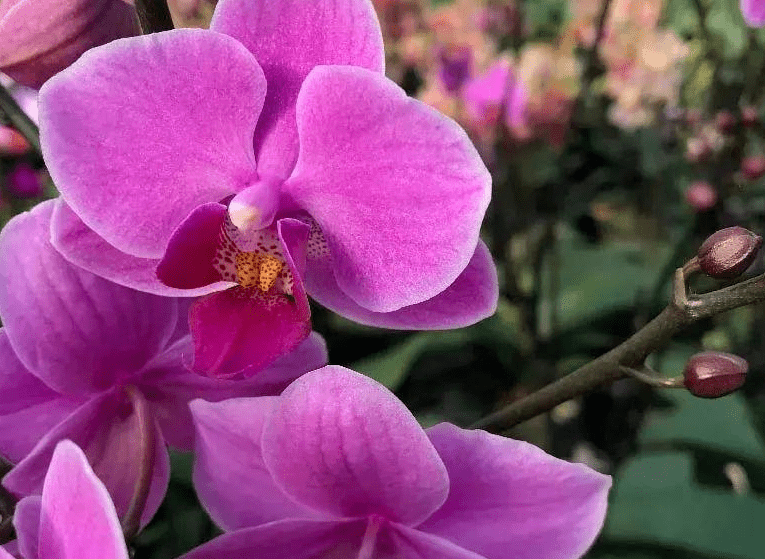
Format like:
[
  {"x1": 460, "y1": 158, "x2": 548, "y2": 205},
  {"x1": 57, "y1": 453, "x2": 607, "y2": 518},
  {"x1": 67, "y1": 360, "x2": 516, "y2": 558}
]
[{"x1": 604, "y1": 451, "x2": 765, "y2": 559}]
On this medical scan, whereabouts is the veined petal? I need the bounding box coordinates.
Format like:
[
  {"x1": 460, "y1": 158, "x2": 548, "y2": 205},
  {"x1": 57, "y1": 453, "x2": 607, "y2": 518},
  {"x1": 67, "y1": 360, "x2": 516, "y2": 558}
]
[
  {"x1": 0, "y1": 331, "x2": 82, "y2": 463},
  {"x1": 0, "y1": 201, "x2": 178, "y2": 396},
  {"x1": 39, "y1": 29, "x2": 265, "y2": 258},
  {"x1": 0, "y1": 0, "x2": 138, "y2": 88},
  {"x1": 191, "y1": 398, "x2": 323, "y2": 530},
  {"x1": 305, "y1": 241, "x2": 498, "y2": 329},
  {"x1": 380, "y1": 523, "x2": 487, "y2": 559},
  {"x1": 51, "y1": 200, "x2": 219, "y2": 297},
  {"x1": 177, "y1": 519, "x2": 367, "y2": 559},
  {"x1": 3, "y1": 391, "x2": 170, "y2": 529},
  {"x1": 285, "y1": 65, "x2": 491, "y2": 312},
  {"x1": 417, "y1": 424, "x2": 611, "y2": 559},
  {"x1": 13, "y1": 496, "x2": 41, "y2": 559},
  {"x1": 211, "y1": 0, "x2": 383, "y2": 179},
  {"x1": 37, "y1": 441, "x2": 129, "y2": 559},
  {"x1": 742, "y1": 0, "x2": 765, "y2": 26},
  {"x1": 261, "y1": 367, "x2": 449, "y2": 526},
  {"x1": 140, "y1": 332, "x2": 327, "y2": 450}
]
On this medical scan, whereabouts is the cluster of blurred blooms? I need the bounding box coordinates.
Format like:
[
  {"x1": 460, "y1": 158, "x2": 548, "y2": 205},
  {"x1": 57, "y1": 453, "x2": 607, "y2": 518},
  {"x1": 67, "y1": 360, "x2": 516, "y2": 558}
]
[
  {"x1": 372, "y1": 0, "x2": 690, "y2": 161},
  {"x1": 0, "y1": 75, "x2": 42, "y2": 209}
]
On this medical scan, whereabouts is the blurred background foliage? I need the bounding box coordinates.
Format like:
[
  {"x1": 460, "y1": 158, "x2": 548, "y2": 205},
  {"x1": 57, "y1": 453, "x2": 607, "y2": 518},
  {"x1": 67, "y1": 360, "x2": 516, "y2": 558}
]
[{"x1": 4, "y1": 0, "x2": 765, "y2": 557}]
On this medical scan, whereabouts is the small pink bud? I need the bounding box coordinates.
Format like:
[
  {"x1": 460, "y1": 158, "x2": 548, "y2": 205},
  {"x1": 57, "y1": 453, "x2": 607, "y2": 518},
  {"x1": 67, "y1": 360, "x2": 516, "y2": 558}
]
[
  {"x1": 715, "y1": 110, "x2": 736, "y2": 134},
  {"x1": 697, "y1": 226, "x2": 762, "y2": 279},
  {"x1": 742, "y1": 106, "x2": 759, "y2": 128},
  {"x1": 7, "y1": 162, "x2": 42, "y2": 198},
  {"x1": 683, "y1": 352, "x2": 747, "y2": 398},
  {"x1": 685, "y1": 137, "x2": 711, "y2": 163},
  {"x1": 684, "y1": 181, "x2": 718, "y2": 212},
  {"x1": 741, "y1": 155, "x2": 765, "y2": 180}
]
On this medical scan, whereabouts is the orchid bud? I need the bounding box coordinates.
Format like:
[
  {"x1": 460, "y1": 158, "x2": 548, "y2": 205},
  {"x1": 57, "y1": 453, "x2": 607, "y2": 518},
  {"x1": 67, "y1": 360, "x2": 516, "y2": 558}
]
[
  {"x1": 715, "y1": 110, "x2": 736, "y2": 134},
  {"x1": 684, "y1": 180, "x2": 717, "y2": 212},
  {"x1": 742, "y1": 106, "x2": 759, "y2": 128},
  {"x1": 741, "y1": 155, "x2": 765, "y2": 180},
  {"x1": 6, "y1": 162, "x2": 42, "y2": 198},
  {"x1": 683, "y1": 352, "x2": 747, "y2": 398},
  {"x1": 685, "y1": 137, "x2": 711, "y2": 163},
  {"x1": 697, "y1": 226, "x2": 762, "y2": 279}
]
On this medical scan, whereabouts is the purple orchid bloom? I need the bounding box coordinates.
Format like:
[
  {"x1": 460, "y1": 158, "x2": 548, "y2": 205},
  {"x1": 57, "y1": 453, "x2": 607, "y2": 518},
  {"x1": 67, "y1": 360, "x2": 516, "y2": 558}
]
[
  {"x1": 0, "y1": 200, "x2": 327, "y2": 528},
  {"x1": 462, "y1": 58, "x2": 527, "y2": 132},
  {"x1": 184, "y1": 366, "x2": 611, "y2": 559},
  {"x1": 741, "y1": 0, "x2": 765, "y2": 26},
  {"x1": 39, "y1": 0, "x2": 498, "y2": 380},
  {"x1": 3, "y1": 441, "x2": 130, "y2": 559},
  {"x1": 0, "y1": 0, "x2": 138, "y2": 88}
]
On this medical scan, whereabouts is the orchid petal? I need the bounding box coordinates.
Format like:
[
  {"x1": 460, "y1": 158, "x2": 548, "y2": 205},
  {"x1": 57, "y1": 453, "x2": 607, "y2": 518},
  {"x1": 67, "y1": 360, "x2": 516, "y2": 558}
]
[
  {"x1": 3, "y1": 392, "x2": 170, "y2": 529},
  {"x1": 178, "y1": 519, "x2": 367, "y2": 559},
  {"x1": 261, "y1": 366, "x2": 449, "y2": 525},
  {"x1": 285, "y1": 65, "x2": 491, "y2": 312},
  {"x1": 188, "y1": 219, "x2": 311, "y2": 379},
  {"x1": 51, "y1": 200, "x2": 218, "y2": 296},
  {"x1": 0, "y1": 0, "x2": 138, "y2": 88},
  {"x1": 379, "y1": 523, "x2": 487, "y2": 559},
  {"x1": 39, "y1": 29, "x2": 265, "y2": 258},
  {"x1": 0, "y1": 201, "x2": 178, "y2": 396},
  {"x1": 191, "y1": 398, "x2": 322, "y2": 530},
  {"x1": 38, "y1": 441, "x2": 128, "y2": 559},
  {"x1": 156, "y1": 203, "x2": 234, "y2": 291},
  {"x1": 742, "y1": 0, "x2": 765, "y2": 26},
  {"x1": 141, "y1": 332, "x2": 326, "y2": 450},
  {"x1": 418, "y1": 423, "x2": 611, "y2": 559},
  {"x1": 13, "y1": 496, "x2": 41, "y2": 559},
  {"x1": 211, "y1": 0, "x2": 383, "y2": 179},
  {"x1": 306, "y1": 241, "x2": 498, "y2": 329},
  {"x1": 0, "y1": 330, "x2": 81, "y2": 463},
  {"x1": 0, "y1": 547, "x2": 15, "y2": 559}
]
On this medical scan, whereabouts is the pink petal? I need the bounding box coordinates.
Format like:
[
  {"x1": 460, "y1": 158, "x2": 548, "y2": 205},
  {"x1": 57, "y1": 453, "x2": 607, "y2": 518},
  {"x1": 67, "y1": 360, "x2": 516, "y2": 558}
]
[
  {"x1": 39, "y1": 29, "x2": 265, "y2": 258},
  {"x1": 285, "y1": 65, "x2": 491, "y2": 312},
  {"x1": 305, "y1": 241, "x2": 498, "y2": 329},
  {"x1": 210, "y1": 0, "x2": 383, "y2": 179},
  {"x1": 742, "y1": 0, "x2": 765, "y2": 26},
  {"x1": 417, "y1": 424, "x2": 611, "y2": 559},
  {"x1": 140, "y1": 332, "x2": 327, "y2": 450},
  {"x1": 51, "y1": 200, "x2": 219, "y2": 297},
  {"x1": 13, "y1": 496, "x2": 41, "y2": 559},
  {"x1": 156, "y1": 203, "x2": 235, "y2": 291},
  {"x1": 3, "y1": 392, "x2": 170, "y2": 529},
  {"x1": 0, "y1": 331, "x2": 82, "y2": 463},
  {"x1": 37, "y1": 441, "x2": 128, "y2": 559},
  {"x1": 261, "y1": 366, "x2": 449, "y2": 525},
  {"x1": 0, "y1": 201, "x2": 179, "y2": 396},
  {"x1": 191, "y1": 398, "x2": 323, "y2": 530},
  {"x1": 379, "y1": 523, "x2": 487, "y2": 559},
  {"x1": 0, "y1": 0, "x2": 138, "y2": 88},
  {"x1": 178, "y1": 519, "x2": 367, "y2": 559},
  {"x1": 188, "y1": 219, "x2": 312, "y2": 379},
  {"x1": 0, "y1": 547, "x2": 16, "y2": 559}
]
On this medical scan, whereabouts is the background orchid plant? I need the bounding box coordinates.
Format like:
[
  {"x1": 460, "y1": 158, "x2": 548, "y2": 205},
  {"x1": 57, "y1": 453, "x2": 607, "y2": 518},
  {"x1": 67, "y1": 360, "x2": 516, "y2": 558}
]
[{"x1": 2, "y1": 0, "x2": 765, "y2": 558}]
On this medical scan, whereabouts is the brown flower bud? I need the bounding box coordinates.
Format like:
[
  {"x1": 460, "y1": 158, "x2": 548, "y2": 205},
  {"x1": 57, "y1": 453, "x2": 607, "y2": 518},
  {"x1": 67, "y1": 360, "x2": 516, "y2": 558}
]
[
  {"x1": 741, "y1": 155, "x2": 765, "y2": 180},
  {"x1": 698, "y1": 226, "x2": 762, "y2": 279},
  {"x1": 684, "y1": 352, "x2": 747, "y2": 398}
]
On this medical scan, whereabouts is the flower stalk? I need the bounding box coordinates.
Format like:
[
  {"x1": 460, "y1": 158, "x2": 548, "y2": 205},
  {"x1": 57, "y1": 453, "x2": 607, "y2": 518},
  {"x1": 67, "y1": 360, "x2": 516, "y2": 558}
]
[
  {"x1": 134, "y1": 0, "x2": 174, "y2": 34},
  {"x1": 472, "y1": 257, "x2": 765, "y2": 432}
]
